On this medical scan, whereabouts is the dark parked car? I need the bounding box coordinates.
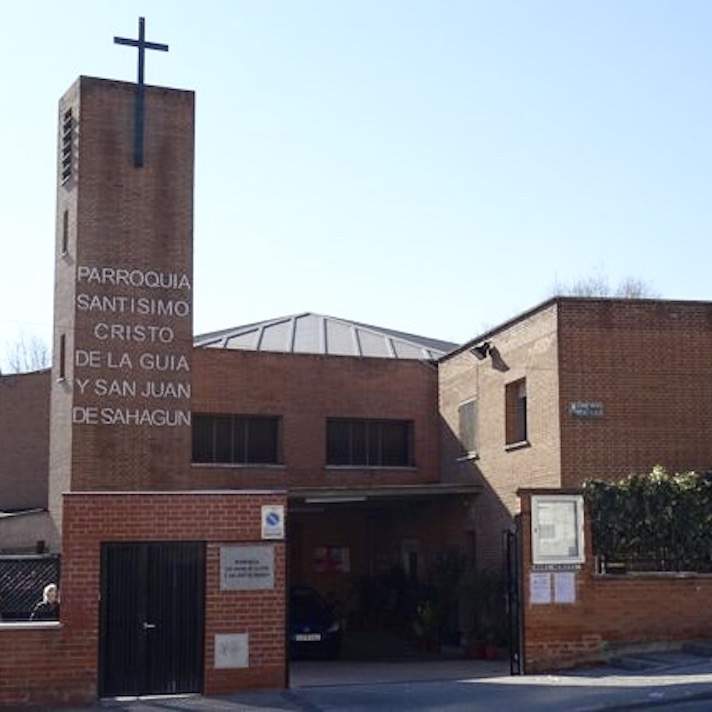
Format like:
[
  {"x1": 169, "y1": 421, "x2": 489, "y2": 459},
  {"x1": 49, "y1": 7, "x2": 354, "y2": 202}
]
[{"x1": 289, "y1": 586, "x2": 342, "y2": 659}]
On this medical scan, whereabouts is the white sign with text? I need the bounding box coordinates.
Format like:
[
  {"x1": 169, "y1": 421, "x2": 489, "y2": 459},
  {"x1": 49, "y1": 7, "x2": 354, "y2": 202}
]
[{"x1": 220, "y1": 545, "x2": 275, "y2": 591}]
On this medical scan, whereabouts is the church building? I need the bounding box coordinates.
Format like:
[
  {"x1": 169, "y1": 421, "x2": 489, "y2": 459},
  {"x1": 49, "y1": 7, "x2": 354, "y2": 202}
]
[{"x1": 2, "y1": 27, "x2": 712, "y2": 707}]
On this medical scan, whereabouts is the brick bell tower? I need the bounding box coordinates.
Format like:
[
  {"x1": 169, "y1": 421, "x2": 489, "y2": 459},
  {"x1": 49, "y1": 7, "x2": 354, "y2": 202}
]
[{"x1": 48, "y1": 22, "x2": 195, "y2": 543}]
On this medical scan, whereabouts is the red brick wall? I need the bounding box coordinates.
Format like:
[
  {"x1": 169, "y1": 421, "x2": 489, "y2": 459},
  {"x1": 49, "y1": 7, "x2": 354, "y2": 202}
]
[
  {"x1": 0, "y1": 491, "x2": 286, "y2": 707},
  {"x1": 558, "y1": 299, "x2": 712, "y2": 487},
  {"x1": 438, "y1": 304, "x2": 562, "y2": 570},
  {"x1": 439, "y1": 297, "x2": 712, "y2": 572},
  {"x1": 519, "y1": 490, "x2": 712, "y2": 673},
  {"x1": 190, "y1": 349, "x2": 440, "y2": 490},
  {"x1": 0, "y1": 370, "x2": 50, "y2": 511},
  {"x1": 49, "y1": 77, "x2": 80, "y2": 536},
  {"x1": 205, "y1": 540, "x2": 285, "y2": 694}
]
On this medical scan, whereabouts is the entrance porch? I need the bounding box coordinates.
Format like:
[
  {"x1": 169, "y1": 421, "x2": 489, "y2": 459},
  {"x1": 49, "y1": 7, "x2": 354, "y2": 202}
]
[{"x1": 287, "y1": 483, "x2": 480, "y2": 662}]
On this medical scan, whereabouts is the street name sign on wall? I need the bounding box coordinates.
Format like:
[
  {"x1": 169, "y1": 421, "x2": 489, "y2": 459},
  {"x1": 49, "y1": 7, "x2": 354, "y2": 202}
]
[{"x1": 569, "y1": 402, "x2": 604, "y2": 418}]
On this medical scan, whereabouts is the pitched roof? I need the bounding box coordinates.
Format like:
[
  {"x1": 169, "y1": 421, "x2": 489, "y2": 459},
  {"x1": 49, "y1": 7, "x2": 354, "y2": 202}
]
[{"x1": 194, "y1": 313, "x2": 457, "y2": 361}]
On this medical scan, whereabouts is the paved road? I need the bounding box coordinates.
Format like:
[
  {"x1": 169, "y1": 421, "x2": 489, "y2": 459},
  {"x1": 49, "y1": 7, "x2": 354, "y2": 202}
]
[{"x1": 90, "y1": 652, "x2": 712, "y2": 711}]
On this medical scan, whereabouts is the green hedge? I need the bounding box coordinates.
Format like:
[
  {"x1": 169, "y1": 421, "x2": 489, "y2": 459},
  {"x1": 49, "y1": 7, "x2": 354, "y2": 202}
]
[{"x1": 583, "y1": 466, "x2": 712, "y2": 572}]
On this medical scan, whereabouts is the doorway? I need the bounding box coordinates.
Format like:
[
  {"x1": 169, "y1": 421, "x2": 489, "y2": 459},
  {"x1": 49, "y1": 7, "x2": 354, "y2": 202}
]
[{"x1": 99, "y1": 541, "x2": 205, "y2": 697}]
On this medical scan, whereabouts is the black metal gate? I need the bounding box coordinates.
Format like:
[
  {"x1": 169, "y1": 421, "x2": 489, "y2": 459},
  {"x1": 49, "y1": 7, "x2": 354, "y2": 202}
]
[
  {"x1": 99, "y1": 542, "x2": 205, "y2": 697},
  {"x1": 505, "y1": 521, "x2": 523, "y2": 675}
]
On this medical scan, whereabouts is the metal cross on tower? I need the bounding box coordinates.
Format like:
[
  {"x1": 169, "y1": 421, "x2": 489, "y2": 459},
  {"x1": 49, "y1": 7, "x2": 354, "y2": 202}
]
[{"x1": 114, "y1": 17, "x2": 169, "y2": 168}]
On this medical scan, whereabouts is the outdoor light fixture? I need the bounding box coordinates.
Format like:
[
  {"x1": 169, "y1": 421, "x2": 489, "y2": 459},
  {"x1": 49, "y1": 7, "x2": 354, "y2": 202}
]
[{"x1": 470, "y1": 341, "x2": 492, "y2": 360}]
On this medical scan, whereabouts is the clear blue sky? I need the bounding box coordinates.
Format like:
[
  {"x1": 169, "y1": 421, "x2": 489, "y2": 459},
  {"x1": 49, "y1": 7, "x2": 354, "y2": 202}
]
[{"x1": 1, "y1": 1, "x2": 711, "y2": 365}]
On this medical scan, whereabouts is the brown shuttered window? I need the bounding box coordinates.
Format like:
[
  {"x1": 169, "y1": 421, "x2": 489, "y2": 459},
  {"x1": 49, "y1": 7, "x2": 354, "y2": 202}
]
[
  {"x1": 505, "y1": 378, "x2": 527, "y2": 445},
  {"x1": 192, "y1": 414, "x2": 280, "y2": 464},
  {"x1": 458, "y1": 399, "x2": 478, "y2": 455},
  {"x1": 326, "y1": 418, "x2": 413, "y2": 467}
]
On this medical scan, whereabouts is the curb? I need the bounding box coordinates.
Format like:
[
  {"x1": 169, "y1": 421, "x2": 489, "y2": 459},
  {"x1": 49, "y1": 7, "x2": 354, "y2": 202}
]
[{"x1": 577, "y1": 687, "x2": 712, "y2": 711}]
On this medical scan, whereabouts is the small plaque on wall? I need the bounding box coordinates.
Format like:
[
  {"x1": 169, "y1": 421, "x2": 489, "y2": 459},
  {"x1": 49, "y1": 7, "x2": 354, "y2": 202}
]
[
  {"x1": 554, "y1": 571, "x2": 576, "y2": 604},
  {"x1": 530, "y1": 572, "x2": 552, "y2": 605},
  {"x1": 220, "y1": 544, "x2": 274, "y2": 590},
  {"x1": 215, "y1": 633, "x2": 249, "y2": 669}
]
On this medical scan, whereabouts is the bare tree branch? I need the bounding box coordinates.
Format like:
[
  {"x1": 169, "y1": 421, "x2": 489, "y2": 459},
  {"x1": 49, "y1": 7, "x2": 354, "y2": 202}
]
[
  {"x1": 4, "y1": 333, "x2": 51, "y2": 374},
  {"x1": 551, "y1": 275, "x2": 659, "y2": 299},
  {"x1": 614, "y1": 277, "x2": 660, "y2": 299}
]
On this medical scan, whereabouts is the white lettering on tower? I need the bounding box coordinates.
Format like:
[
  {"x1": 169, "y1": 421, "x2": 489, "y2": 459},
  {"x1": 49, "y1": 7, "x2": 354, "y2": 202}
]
[{"x1": 72, "y1": 263, "x2": 192, "y2": 428}]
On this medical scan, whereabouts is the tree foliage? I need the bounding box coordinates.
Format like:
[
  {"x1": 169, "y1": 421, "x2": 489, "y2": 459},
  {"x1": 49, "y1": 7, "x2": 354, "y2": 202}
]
[{"x1": 584, "y1": 467, "x2": 712, "y2": 572}]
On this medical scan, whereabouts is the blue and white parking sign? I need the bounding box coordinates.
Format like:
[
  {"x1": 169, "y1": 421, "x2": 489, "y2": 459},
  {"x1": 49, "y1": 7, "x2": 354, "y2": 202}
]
[{"x1": 261, "y1": 504, "x2": 285, "y2": 540}]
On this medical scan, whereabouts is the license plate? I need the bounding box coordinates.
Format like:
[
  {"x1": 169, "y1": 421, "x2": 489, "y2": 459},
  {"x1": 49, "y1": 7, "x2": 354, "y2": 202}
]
[{"x1": 294, "y1": 633, "x2": 321, "y2": 641}]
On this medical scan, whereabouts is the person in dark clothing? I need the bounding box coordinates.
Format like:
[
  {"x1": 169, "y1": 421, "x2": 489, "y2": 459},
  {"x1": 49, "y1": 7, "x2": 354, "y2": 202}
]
[{"x1": 30, "y1": 583, "x2": 60, "y2": 621}]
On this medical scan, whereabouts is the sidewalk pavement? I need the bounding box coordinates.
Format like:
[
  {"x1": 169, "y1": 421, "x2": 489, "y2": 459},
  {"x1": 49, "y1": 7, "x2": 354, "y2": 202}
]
[{"x1": 91, "y1": 649, "x2": 712, "y2": 711}]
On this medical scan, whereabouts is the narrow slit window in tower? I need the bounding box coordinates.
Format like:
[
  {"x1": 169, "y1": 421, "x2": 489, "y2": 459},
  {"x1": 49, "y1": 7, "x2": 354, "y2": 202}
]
[
  {"x1": 61, "y1": 210, "x2": 69, "y2": 255},
  {"x1": 59, "y1": 334, "x2": 66, "y2": 380}
]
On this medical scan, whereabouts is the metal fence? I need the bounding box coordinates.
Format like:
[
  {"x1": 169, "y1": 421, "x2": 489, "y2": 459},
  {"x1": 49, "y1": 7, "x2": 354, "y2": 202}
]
[{"x1": 0, "y1": 555, "x2": 60, "y2": 621}]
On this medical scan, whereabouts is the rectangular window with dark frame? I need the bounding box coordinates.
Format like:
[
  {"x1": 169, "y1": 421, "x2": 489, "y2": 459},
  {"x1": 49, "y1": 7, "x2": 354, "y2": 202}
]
[
  {"x1": 505, "y1": 378, "x2": 528, "y2": 445},
  {"x1": 192, "y1": 414, "x2": 280, "y2": 464},
  {"x1": 458, "y1": 399, "x2": 478, "y2": 456},
  {"x1": 326, "y1": 418, "x2": 414, "y2": 467}
]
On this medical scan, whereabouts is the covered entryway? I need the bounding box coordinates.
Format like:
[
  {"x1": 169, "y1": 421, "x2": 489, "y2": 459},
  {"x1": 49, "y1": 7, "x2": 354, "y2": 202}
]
[
  {"x1": 99, "y1": 541, "x2": 205, "y2": 697},
  {"x1": 287, "y1": 484, "x2": 480, "y2": 666}
]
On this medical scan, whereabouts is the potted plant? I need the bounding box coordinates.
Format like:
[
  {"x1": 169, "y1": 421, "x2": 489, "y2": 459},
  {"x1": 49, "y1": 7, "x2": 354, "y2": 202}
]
[
  {"x1": 461, "y1": 567, "x2": 507, "y2": 660},
  {"x1": 413, "y1": 600, "x2": 440, "y2": 652}
]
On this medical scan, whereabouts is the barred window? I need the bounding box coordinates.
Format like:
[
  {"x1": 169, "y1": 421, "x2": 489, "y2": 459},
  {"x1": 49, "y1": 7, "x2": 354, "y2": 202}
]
[
  {"x1": 192, "y1": 414, "x2": 280, "y2": 464},
  {"x1": 326, "y1": 419, "x2": 413, "y2": 467}
]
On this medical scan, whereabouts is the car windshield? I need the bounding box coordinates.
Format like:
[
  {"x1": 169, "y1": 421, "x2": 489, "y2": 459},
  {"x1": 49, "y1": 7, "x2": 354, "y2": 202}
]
[{"x1": 291, "y1": 590, "x2": 328, "y2": 623}]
